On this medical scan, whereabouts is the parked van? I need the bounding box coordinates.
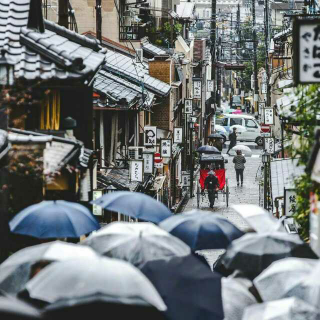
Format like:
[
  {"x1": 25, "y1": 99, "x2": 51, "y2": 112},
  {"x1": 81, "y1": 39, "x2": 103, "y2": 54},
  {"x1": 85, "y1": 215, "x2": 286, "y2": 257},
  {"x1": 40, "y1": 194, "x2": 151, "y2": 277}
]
[{"x1": 215, "y1": 114, "x2": 263, "y2": 146}]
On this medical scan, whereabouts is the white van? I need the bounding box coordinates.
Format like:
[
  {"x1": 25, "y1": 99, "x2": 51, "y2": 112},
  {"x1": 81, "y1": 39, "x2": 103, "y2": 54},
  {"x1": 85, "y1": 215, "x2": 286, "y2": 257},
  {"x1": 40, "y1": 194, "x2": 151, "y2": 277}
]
[{"x1": 215, "y1": 114, "x2": 263, "y2": 146}]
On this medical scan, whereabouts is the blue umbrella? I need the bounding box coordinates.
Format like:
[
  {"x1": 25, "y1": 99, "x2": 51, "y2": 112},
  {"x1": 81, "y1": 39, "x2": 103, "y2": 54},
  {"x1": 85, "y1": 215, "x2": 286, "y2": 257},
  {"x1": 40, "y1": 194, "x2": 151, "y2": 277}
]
[
  {"x1": 196, "y1": 145, "x2": 220, "y2": 154},
  {"x1": 159, "y1": 210, "x2": 244, "y2": 250},
  {"x1": 9, "y1": 201, "x2": 100, "y2": 239},
  {"x1": 91, "y1": 191, "x2": 172, "y2": 224}
]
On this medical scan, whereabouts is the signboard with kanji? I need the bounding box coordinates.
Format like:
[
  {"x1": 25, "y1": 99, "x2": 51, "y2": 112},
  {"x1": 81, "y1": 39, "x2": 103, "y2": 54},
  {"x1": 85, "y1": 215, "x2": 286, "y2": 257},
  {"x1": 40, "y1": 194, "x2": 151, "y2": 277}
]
[
  {"x1": 193, "y1": 79, "x2": 202, "y2": 99},
  {"x1": 264, "y1": 108, "x2": 274, "y2": 125},
  {"x1": 144, "y1": 126, "x2": 157, "y2": 146},
  {"x1": 160, "y1": 139, "x2": 172, "y2": 158},
  {"x1": 264, "y1": 137, "x2": 275, "y2": 154},
  {"x1": 130, "y1": 160, "x2": 144, "y2": 182},
  {"x1": 142, "y1": 152, "x2": 154, "y2": 174},
  {"x1": 284, "y1": 189, "x2": 297, "y2": 217},
  {"x1": 174, "y1": 127, "x2": 183, "y2": 143},
  {"x1": 293, "y1": 19, "x2": 320, "y2": 84},
  {"x1": 181, "y1": 171, "x2": 191, "y2": 186},
  {"x1": 185, "y1": 99, "x2": 193, "y2": 114},
  {"x1": 207, "y1": 80, "x2": 214, "y2": 92},
  {"x1": 92, "y1": 190, "x2": 103, "y2": 216}
]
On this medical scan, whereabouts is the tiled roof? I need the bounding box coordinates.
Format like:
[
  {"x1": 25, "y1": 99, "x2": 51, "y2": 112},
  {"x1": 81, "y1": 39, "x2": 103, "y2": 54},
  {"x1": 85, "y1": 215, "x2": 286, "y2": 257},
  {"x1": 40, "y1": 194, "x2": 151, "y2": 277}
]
[
  {"x1": 141, "y1": 40, "x2": 167, "y2": 57},
  {"x1": 0, "y1": 0, "x2": 105, "y2": 81},
  {"x1": 98, "y1": 169, "x2": 140, "y2": 191}
]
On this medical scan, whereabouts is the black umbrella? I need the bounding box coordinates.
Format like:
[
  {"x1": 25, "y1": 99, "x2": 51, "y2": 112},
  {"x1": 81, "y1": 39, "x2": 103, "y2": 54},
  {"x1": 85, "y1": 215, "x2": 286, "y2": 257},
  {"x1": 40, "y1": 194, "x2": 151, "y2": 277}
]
[
  {"x1": 196, "y1": 145, "x2": 220, "y2": 154},
  {"x1": 208, "y1": 133, "x2": 224, "y2": 139},
  {"x1": 218, "y1": 232, "x2": 318, "y2": 280},
  {"x1": 140, "y1": 254, "x2": 224, "y2": 320}
]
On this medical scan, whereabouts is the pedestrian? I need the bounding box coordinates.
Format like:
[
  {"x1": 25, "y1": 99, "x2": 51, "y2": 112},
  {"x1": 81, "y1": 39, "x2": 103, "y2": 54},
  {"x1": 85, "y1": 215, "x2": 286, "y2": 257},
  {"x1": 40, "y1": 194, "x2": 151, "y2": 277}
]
[
  {"x1": 204, "y1": 171, "x2": 219, "y2": 208},
  {"x1": 226, "y1": 127, "x2": 237, "y2": 155},
  {"x1": 233, "y1": 150, "x2": 246, "y2": 186}
]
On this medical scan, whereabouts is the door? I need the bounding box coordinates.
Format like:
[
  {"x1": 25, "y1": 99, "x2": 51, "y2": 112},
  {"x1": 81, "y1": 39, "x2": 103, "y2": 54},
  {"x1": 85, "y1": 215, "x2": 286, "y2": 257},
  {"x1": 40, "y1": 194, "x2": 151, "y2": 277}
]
[{"x1": 243, "y1": 119, "x2": 259, "y2": 141}]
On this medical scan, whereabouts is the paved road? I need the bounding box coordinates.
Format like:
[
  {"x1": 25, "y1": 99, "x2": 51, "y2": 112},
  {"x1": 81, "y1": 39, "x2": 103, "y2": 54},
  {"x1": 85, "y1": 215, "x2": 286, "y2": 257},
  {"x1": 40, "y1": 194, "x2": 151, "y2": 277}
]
[{"x1": 182, "y1": 145, "x2": 262, "y2": 268}]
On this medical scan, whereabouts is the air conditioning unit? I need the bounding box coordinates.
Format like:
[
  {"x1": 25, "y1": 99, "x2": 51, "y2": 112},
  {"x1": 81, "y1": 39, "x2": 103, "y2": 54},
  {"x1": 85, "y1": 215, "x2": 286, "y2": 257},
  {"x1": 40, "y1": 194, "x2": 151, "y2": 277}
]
[
  {"x1": 135, "y1": 49, "x2": 143, "y2": 63},
  {"x1": 128, "y1": 146, "x2": 144, "y2": 159}
]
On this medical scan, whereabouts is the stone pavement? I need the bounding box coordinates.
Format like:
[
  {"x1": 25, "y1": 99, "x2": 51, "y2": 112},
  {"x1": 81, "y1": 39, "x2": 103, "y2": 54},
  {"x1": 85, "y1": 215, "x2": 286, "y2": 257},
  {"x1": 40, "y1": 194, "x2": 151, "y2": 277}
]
[{"x1": 182, "y1": 154, "x2": 262, "y2": 269}]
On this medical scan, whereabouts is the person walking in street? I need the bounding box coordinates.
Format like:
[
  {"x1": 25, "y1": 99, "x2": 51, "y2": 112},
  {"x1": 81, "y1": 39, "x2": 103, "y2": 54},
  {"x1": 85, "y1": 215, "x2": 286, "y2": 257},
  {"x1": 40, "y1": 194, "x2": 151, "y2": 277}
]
[
  {"x1": 233, "y1": 150, "x2": 246, "y2": 186},
  {"x1": 226, "y1": 127, "x2": 237, "y2": 155},
  {"x1": 204, "y1": 171, "x2": 220, "y2": 208}
]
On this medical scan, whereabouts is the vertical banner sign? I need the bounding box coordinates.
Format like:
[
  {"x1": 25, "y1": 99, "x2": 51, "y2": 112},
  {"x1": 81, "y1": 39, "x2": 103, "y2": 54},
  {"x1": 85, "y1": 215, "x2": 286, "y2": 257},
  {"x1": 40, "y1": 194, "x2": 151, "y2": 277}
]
[
  {"x1": 184, "y1": 99, "x2": 193, "y2": 114},
  {"x1": 144, "y1": 126, "x2": 157, "y2": 146},
  {"x1": 181, "y1": 171, "x2": 191, "y2": 187},
  {"x1": 284, "y1": 189, "x2": 297, "y2": 217},
  {"x1": 207, "y1": 80, "x2": 214, "y2": 92},
  {"x1": 294, "y1": 19, "x2": 320, "y2": 84},
  {"x1": 130, "y1": 160, "x2": 144, "y2": 182},
  {"x1": 92, "y1": 190, "x2": 103, "y2": 216},
  {"x1": 193, "y1": 79, "x2": 202, "y2": 99},
  {"x1": 173, "y1": 127, "x2": 183, "y2": 143},
  {"x1": 142, "y1": 152, "x2": 154, "y2": 174},
  {"x1": 264, "y1": 137, "x2": 275, "y2": 154},
  {"x1": 264, "y1": 108, "x2": 274, "y2": 125},
  {"x1": 160, "y1": 139, "x2": 172, "y2": 158},
  {"x1": 261, "y1": 83, "x2": 267, "y2": 94}
]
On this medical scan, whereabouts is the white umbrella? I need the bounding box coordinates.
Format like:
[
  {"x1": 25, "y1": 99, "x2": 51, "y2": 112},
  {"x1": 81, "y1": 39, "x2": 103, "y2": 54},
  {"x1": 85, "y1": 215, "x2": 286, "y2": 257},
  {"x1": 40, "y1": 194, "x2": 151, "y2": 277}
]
[
  {"x1": 230, "y1": 144, "x2": 252, "y2": 157},
  {"x1": 230, "y1": 125, "x2": 246, "y2": 133},
  {"x1": 215, "y1": 125, "x2": 227, "y2": 134},
  {"x1": 231, "y1": 204, "x2": 285, "y2": 233}
]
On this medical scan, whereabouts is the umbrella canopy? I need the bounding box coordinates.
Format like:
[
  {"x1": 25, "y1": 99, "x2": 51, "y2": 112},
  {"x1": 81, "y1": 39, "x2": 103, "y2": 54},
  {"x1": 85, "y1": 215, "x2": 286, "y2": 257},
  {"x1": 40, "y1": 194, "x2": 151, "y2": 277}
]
[
  {"x1": 159, "y1": 210, "x2": 244, "y2": 251},
  {"x1": 140, "y1": 254, "x2": 224, "y2": 320},
  {"x1": 230, "y1": 125, "x2": 246, "y2": 133},
  {"x1": 232, "y1": 204, "x2": 285, "y2": 233},
  {"x1": 23, "y1": 256, "x2": 167, "y2": 312},
  {"x1": 208, "y1": 133, "x2": 224, "y2": 139},
  {"x1": 0, "y1": 294, "x2": 41, "y2": 319},
  {"x1": 196, "y1": 145, "x2": 220, "y2": 154},
  {"x1": 253, "y1": 257, "x2": 317, "y2": 303},
  {"x1": 232, "y1": 110, "x2": 243, "y2": 114},
  {"x1": 81, "y1": 222, "x2": 190, "y2": 267},
  {"x1": 230, "y1": 144, "x2": 253, "y2": 157},
  {"x1": 222, "y1": 277, "x2": 258, "y2": 320},
  {"x1": 91, "y1": 191, "x2": 172, "y2": 224},
  {"x1": 215, "y1": 125, "x2": 227, "y2": 134},
  {"x1": 242, "y1": 297, "x2": 320, "y2": 320},
  {"x1": 0, "y1": 241, "x2": 98, "y2": 294},
  {"x1": 219, "y1": 232, "x2": 318, "y2": 280},
  {"x1": 9, "y1": 201, "x2": 100, "y2": 239}
]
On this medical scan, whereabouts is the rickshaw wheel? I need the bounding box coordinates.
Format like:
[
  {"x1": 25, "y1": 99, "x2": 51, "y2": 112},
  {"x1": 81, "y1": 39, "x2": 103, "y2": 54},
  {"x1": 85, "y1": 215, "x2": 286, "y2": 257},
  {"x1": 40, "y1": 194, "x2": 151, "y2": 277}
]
[
  {"x1": 197, "y1": 183, "x2": 200, "y2": 208},
  {"x1": 226, "y1": 179, "x2": 229, "y2": 207}
]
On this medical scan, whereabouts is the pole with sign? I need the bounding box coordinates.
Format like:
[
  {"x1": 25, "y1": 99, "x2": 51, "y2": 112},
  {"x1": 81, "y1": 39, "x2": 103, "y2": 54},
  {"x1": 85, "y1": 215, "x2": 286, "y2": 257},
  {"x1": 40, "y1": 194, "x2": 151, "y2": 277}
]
[{"x1": 130, "y1": 160, "x2": 144, "y2": 182}]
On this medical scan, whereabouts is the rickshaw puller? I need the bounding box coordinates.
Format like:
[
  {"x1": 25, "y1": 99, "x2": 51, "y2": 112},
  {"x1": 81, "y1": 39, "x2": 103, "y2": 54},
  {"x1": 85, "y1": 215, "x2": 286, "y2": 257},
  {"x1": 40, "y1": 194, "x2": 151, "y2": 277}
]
[{"x1": 204, "y1": 171, "x2": 220, "y2": 208}]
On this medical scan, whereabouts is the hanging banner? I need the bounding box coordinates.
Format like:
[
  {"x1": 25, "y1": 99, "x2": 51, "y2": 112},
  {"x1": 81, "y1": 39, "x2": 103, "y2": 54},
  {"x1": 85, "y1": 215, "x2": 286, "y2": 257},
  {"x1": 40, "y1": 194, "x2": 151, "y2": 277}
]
[
  {"x1": 284, "y1": 189, "x2": 297, "y2": 217},
  {"x1": 264, "y1": 137, "x2": 275, "y2": 154},
  {"x1": 293, "y1": 19, "x2": 320, "y2": 84},
  {"x1": 142, "y1": 152, "x2": 154, "y2": 174},
  {"x1": 193, "y1": 79, "x2": 202, "y2": 99},
  {"x1": 207, "y1": 80, "x2": 214, "y2": 92},
  {"x1": 184, "y1": 99, "x2": 193, "y2": 114},
  {"x1": 130, "y1": 160, "x2": 144, "y2": 182},
  {"x1": 144, "y1": 126, "x2": 157, "y2": 146},
  {"x1": 264, "y1": 108, "x2": 274, "y2": 125},
  {"x1": 160, "y1": 139, "x2": 172, "y2": 158},
  {"x1": 173, "y1": 127, "x2": 183, "y2": 143}
]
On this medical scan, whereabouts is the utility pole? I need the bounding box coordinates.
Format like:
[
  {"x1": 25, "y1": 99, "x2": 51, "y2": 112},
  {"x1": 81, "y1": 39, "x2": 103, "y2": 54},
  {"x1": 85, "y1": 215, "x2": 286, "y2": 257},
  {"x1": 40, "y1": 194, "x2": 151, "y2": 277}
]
[
  {"x1": 58, "y1": 0, "x2": 69, "y2": 29},
  {"x1": 96, "y1": 0, "x2": 102, "y2": 43},
  {"x1": 264, "y1": 0, "x2": 271, "y2": 108},
  {"x1": 211, "y1": 0, "x2": 217, "y2": 110},
  {"x1": 252, "y1": 0, "x2": 259, "y2": 117}
]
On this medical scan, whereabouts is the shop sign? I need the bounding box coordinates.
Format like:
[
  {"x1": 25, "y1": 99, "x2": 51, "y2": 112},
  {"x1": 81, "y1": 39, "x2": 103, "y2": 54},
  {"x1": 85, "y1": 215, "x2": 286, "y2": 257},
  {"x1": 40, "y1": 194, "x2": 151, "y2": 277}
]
[
  {"x1": 264, "y1": 108, "x2": 274, "y2": 125},
  {"x1": 181, "y1": 171, "x2": 191, "y2": 186},
  {"x1": 264, "y1": 137, "x2": 275, "y2": 154},
  {"x1": 193, "y1": 79, "x2": 202, "y2": 99},
  {"x1": 284, "y1": 188, "x2": 297, "y2": 217},
  {"x1": 92, "y1": 190, "x2": 103, "y2": 216},
  {"x1": 185, "y1": 99, "x2": 193, "y2": 114},
  {"x1": 142, "y1": 152, "x2": 154, "y2": 174},
  {"x1": 160, "y1": 139, "x2": 172, "y2": 158},
  {"x1": 130, "y1": 160, "x2": 144, "y2": 182},
  {"x1": 173, "y1": 127, "x2": 183, "y2": 143},
  {"x1": 144, "y1": 126, "x2": 157, "y2": 146},
  {"x1": 207, "y1": 80, "x2": 214, "y2": 92}
]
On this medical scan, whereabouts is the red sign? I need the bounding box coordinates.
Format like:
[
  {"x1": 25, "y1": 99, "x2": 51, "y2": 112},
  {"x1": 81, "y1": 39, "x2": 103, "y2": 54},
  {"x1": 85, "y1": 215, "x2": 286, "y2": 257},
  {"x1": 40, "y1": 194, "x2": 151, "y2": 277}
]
[
  {"x1": 261, "y1": 125, "x2": 270, "y2": 133},
  {"x1": 154, "y1": 152, "x2": 162, "y2": 163}
]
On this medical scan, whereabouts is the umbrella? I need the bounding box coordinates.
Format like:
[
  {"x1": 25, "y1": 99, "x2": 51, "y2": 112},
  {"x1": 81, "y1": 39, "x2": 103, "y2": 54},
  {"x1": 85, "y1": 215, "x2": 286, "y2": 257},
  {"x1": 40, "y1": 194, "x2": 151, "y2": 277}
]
[
  {"x1": 23, "y1": 256, "x2": 167, "y2": 312},
  {"x1": 215, "y1": 125, "x2": 227, "y2": 134},
  {"x1": 0, "y1": 294, "x2": 41, "y2": 319},
  {"x1": 159, "y1": 210, "x2": 244, "y2": 250},
  {"x1": 230, "y1": 125, "x2": 246, "y2": 133},
  {"x1": 196, "y1": 145, "x2": 220, "y2": 154},
  {"x1": 232, "y1": 204, "x2": 285, "y2": 233},
  {"x1": 242, "y1": 297, "x2": 320, "y2": 320},
  {"x1": 140, "y1": 254, "x2": 224, "y2": 320},
  {"x1": 9, "y1": 201, "x2": 100, "y2": 239},
  {"x1": 232, "y1": 110, "x2": 243, "y2": 114},
  {"x1": 230, "y1": 144, "x2": 253, "y2": 157},
  {"x1": 0, "y1": 241, "x2": 98, "y2": 294},
  {"x1": 208, "y1": 133, "x2": 224, "y2": 139},
  {"x1": 91, "y1": 191, "x2": 172, "y2": 224},
  {"x1": 222, "y1": 277, "x2": 259, "y2": 320},
  {"x1": 219, "y1": 232, "x2": 318, "y2": 280},
  {"x1": 81, "y1": 222, "x2": 190, "y2": 267},
  {"x1": 253, "y1": 257, "x2": 318, "y2": 303}
]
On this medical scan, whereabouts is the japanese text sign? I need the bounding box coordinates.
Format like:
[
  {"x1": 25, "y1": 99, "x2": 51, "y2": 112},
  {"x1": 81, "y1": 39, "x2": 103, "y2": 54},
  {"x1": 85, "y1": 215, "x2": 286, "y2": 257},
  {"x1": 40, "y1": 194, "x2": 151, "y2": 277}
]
[
  {"x1": 174, "y1": 127, "x2": 183, "y2": 143},
  {"x1": 284, "y1": 189, "x2": 297, "y2": 217},
  {"x1": 264, "y1": 137, "x2": 275, "y2": 154},
  {"x1": 144, "y1": 126, "x2": 157, "y2": 146},
  {"x1": 185, "y1": 99, "x2": 193, "y2": 114},
  {"x1": 181, "y1": 171, "x2": 191, "y2": 186},
  {"x1": 207, "y1": 80, "x2": 214, "y2": 92},
  {"x1": 142, "y1": 153, "x2": 154, "y2": 174},
  {"x1": 160, "y1": 139, "x2": 172, "y2": 158},
  {"x1": 130, "y1": 160, "x2": 144, "y2": 182},
  {"x1": 294, "y1": 19, "x2": 320, "y2": 84},
  {"x1": 264, "y1": 108, "x2": 274, "y2": 125},
  {"x1": 92, "y1": 190, "x2": 103, "y2": 216},
  {"x1": 193, "y1": 79, "x2": 202, "y2": 99}
]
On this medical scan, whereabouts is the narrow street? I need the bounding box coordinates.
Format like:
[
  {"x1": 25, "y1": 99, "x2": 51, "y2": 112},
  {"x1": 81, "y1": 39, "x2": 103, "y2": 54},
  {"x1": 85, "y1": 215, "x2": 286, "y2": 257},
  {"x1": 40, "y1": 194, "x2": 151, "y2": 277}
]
[{"x1": 182, "y1": 144, "x2": 262, "y2": 267}]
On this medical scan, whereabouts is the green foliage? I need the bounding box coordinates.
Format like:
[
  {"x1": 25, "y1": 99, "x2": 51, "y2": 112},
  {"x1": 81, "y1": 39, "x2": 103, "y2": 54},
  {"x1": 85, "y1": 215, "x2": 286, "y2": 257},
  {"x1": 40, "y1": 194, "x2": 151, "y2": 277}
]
[{"x1": 148, "y1": 22, "x2": 182, "y2": 47}]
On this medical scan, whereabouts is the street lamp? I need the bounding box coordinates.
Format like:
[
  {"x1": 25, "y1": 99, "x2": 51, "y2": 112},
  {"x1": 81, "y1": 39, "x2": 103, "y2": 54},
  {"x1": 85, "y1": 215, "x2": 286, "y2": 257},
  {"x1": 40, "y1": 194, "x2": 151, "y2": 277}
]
[
  {"x1": 262, "y1": 150, "x2": 271, "y2": 210},
  {"x1": 262, "y1": 151, "x2": 271, "y2": 164},
  {"x1": 0, "y1": 50, "x2": 14, "y2": 86}
]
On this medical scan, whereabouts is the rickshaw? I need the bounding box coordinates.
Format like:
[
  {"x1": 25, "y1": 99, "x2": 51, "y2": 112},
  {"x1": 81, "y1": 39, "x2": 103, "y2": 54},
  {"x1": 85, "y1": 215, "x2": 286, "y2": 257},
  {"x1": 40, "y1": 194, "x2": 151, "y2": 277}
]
[{"x1": 196, "y1": 147, "x2": 229, "y2": 208}]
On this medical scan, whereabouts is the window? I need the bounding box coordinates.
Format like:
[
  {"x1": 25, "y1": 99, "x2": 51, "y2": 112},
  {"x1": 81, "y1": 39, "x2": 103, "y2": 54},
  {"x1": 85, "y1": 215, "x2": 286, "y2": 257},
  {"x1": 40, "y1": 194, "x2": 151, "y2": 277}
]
[
  {"x1": 230, "y1": 118, "x2": 242, "y2": 126},
  {"x1": 245, "y1": 119, "x2": 258, "y2": 128}
]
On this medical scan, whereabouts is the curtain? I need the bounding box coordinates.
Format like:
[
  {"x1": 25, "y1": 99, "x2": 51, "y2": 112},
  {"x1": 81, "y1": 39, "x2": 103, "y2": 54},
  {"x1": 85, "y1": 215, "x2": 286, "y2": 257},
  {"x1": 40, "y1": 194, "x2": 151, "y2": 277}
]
[{"x1": 40, "y1": 90, "x2": 61, "y2": 130}]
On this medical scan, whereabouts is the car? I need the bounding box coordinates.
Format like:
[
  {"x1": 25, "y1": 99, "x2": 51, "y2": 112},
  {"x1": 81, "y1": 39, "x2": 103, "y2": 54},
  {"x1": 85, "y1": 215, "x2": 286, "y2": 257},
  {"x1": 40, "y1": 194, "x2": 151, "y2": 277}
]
[
  {"x1": 215, "y1": 114, "x2": 263, "y2": 146},
  {"x1": 231, "y1": 95, "x2": 245, "y2": 112}
]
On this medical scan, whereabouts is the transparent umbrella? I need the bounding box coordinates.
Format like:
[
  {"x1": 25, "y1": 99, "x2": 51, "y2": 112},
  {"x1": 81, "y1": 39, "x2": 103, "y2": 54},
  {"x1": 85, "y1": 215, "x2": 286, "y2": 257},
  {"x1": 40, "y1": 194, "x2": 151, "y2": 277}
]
[
  {"x1": 230, "y1": 125, "x2": 246, "y2": 133},
  {"x1": 215, "y1": 125, "x2": 227, "y2": 134},
  {"x1": 229, "y1": 145, "x2": 252, "y2": 157}
]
